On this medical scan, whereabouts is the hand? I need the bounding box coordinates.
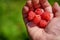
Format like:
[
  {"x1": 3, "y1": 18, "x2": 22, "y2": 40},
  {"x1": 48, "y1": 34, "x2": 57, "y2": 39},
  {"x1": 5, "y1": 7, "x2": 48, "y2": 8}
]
[{"x1": 23, "y1": 0, "x2": 60, "y2": 40}]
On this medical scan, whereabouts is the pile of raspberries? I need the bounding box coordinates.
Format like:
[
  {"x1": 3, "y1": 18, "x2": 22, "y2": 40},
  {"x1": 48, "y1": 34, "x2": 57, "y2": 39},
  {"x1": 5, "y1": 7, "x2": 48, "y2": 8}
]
[
  {"x1": 27, "y1": 8, "x2": 52, "y2": 28},
  {"x1": 26, "y1": 7, "x2": 52, "y2": 28}
]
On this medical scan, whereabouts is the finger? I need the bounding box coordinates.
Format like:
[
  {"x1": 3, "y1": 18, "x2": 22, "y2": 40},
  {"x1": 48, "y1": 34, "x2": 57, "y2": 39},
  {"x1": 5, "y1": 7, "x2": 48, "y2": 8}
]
[
  {"x1": 23, "y1": 6, "x2": 29, "y2": 14},
  {"x1": 27, "y1": 22, "x2": 47, "y2": 40},
  {"x1": 32, "y1": 0, "x2": 41, "y2": 9},
  {"x1": 53, "y1": 2, "x2": 60, "y2": 17},
  {"x1": 53, "y1": 2, "x2": 60, "y2": 13},
  {"x1": 39, "y1": 0, "x2": 53, "y2": 19},
  {"x1": 26, "y1": 0, "x2": 34, "y2": 11},
  {"x1": 23, "y1": 6, "x2": 29, "y2": 18},
  {"x1": 40, "y1": 0, "x2": 52, "y2": 13}
]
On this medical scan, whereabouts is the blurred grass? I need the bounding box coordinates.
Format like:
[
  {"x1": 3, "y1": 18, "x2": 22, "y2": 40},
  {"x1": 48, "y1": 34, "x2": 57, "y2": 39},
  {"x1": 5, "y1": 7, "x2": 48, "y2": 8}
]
[
  {"x1": 0, "y1": 0, "x2": 60, "y2": 40},
  {"x1": 48, "y1": 0, "x2": 60, "y2": 5},
  {"x1": 0, "y1": 0, "x2": 29, "y2": 40}
]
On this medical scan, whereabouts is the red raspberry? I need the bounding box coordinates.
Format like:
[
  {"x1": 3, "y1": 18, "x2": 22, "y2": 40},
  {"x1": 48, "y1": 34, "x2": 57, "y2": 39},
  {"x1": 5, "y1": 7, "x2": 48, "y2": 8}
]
[
  {"x1": 27, "y1": 8, "x2": 51, "y2": 28},
  {"x1": 28, "y1": 11, "x2": 36, "y2": 21},
  {"x1": 41, "y1": 11, "x2": 51, "y2": 21},
  {"x1": 35, "y1": 8, "x2": 43, "y2": 15},
  {"x1": 39, "y1": 20, "x2": 48, "y2": 28},
  {"x1": 33, "y1": 15, "x2": 41, "y2": 24}
]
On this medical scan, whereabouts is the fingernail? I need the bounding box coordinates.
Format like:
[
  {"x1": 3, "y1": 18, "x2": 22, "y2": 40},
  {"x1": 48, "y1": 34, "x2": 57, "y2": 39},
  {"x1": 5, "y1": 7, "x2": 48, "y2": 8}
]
[
  {"x1": 53, "y1": 2, "x2": 60, "y2": 13},
  {"x1": 23, "y1": 6, "x2": 29, "y2": 13},
  {"x1": 27, "y1": 0, "x2": 32, "y2": 8},
  {"x1": 55, "y1": 2, "x2": 59, "y2": 7}
]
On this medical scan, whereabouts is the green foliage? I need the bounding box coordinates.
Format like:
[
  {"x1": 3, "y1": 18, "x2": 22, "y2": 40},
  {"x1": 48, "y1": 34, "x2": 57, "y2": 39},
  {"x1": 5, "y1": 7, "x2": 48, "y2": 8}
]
[
  {"x1": 48, "y1": 0, "x2": 60, "y2": 5},
  {"x1": 0, "y1": 0, "x2": 29, "y2": 40}
]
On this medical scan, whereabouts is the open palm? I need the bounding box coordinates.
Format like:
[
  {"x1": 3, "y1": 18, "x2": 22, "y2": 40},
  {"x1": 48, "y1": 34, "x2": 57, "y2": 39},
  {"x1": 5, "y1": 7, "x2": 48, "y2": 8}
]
[{"x1": 23, "y1": 0, "x2": 60, "y2": 40}]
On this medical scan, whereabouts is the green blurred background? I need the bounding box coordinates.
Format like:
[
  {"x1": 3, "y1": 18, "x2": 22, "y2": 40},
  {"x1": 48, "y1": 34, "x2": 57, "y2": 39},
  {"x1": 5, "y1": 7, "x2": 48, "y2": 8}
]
[{"x1": 0, "y1": 0, "x2": 60, "y2": 40}]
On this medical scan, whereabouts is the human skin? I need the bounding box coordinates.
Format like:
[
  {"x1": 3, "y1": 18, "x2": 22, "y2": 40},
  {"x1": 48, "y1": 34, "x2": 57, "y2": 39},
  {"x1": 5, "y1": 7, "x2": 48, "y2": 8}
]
[{"x1": 23, "y1": 0, "x2": 60, "y2": 40}]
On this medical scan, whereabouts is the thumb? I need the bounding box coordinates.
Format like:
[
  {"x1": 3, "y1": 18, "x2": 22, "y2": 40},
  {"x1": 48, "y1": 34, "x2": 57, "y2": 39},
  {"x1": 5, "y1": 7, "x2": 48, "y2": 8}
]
[
  {"x1": 26, "y1": 22, "x2": 47, "y2": 40},
  {"x1": 53, "y1": 2, "x2": 60, "y2": 17}
]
